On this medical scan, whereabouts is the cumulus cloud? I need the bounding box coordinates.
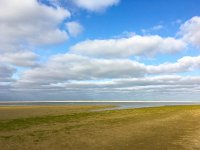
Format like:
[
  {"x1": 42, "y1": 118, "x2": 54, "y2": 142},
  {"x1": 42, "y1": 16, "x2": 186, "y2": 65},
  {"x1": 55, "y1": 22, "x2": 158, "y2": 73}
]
[
  {"x1": 1, "y1": 3, "x2": 200, "y2": 101},
  {"x1": 0, "y1": 51, "x2": 38, "y2": 67},
  {"x1": 70, "y1": 35, "x2": 186, "y2": 58},
  {"x1": 15, "y1": 54, "x2": 200, "y2": 89},
  {"x1": 0, "y1": 0, "x2": 70, "y2": 52},
  {"x1": 0, "y1": 64, "x2": 16, "y2": 82},
  {"x1": 147, "y1": 55, "x2": 200, "y2": 74},
  {"x1": 12, "y1": 75, "x2": 200, "y2": 101},
  {"x1": 17, "y1": 54, "x2": 146, "y2": 86},
  {"x1": 179, "y1": 16, "x2": 200, "y2": 47},
  {"x1": 72, "y1": 0, "x2": 120, "y2": 12},
  {"x1": 51, "y1": 75, "x2": 200, "y2": 89},
  {"x1": 66, "y1": 21, "x2": 83, "y2": 37},
  {"x1": 3, "y1": 53, "x2": 200, "y2": 101}
]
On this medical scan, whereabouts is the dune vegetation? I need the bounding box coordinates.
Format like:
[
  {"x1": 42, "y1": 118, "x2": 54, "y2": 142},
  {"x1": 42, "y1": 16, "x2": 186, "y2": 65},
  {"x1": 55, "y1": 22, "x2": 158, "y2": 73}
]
[{"x1": 0, "y1": 105, "x2": 200, "y2": 150}]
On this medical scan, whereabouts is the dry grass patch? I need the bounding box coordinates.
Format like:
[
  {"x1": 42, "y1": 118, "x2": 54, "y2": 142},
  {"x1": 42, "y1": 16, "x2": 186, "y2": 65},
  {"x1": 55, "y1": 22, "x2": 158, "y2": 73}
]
[{"x1": 0, "y1": 105, "x2": 200, "y2": 150}]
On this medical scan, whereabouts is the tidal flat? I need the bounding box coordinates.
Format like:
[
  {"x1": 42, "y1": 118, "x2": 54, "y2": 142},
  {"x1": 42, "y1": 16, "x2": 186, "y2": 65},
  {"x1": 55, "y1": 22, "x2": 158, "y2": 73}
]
[{"x1": 0, "y1": 105, "x2": 200, "y2": 150}]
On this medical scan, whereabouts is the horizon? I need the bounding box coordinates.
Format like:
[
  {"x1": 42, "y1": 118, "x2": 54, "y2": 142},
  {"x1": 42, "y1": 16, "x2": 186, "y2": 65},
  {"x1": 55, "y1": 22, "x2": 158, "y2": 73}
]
[
  {"x1": 1, "y1": 0, "x2": 200, "y2": 101},
  {"x1": 0, "y1": 100, "x2": 197, "y2": 103}
]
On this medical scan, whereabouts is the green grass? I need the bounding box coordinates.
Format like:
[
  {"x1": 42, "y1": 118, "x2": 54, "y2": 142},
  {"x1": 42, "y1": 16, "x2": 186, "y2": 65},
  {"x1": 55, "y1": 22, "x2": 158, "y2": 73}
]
[
  {"x1": 0, "y1": 105, "x2": 190, "y2": 131},
  {"x1": 0, "y1": 112, "x2": 98, "y2": 131}
]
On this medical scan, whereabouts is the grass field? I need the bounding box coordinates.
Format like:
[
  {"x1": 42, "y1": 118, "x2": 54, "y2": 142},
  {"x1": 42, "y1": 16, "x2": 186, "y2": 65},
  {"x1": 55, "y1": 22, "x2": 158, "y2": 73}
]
[{"x1": 0, "y1": 105, "x2": 200, "y2": 150}]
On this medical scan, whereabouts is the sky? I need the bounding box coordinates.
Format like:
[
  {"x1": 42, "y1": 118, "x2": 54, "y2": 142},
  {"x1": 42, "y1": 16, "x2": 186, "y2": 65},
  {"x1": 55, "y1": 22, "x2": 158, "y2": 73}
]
[{"x1": 1, "y1": 0, "x2": 200, "y2": 101}]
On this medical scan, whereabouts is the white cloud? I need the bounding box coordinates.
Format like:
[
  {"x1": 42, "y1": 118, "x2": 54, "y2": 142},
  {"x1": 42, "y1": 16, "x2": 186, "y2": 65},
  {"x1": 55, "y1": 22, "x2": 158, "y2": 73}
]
[
  {"x1": 179, "y1": 16, "x2": 200, "y2": 47},
  {"x1": 152, "y1": 25, "x2": 163, "y2": 30},
  {"x1": 0, "y1": 0, "x2": 70, "y2": 52},
  {"x1": 70, "y1": 35, "x2": 186, "y2": 58},
  {"x1": 72, "y1": 0, "x2": 120, "y2": 12},
  {"x1": 0, "y1": 51, "x2": 38, "y2": 67},
  {"x1": 17, "y1": 54, "x2": 146, "y2": 85},
  {"x1": 2, "y1": 52, "x2": 200, "y2": 101},
  {"x1": 51, "y1": 75, "x2": 200, "y2": 89},
  {"x1": 12, "y1": 74, "x2": 200, "y2": 101},
  {"x1": 147, "y1": 55, "x2": 200, "y2": 74},
  {"x1": 66, "y1": 21, "x2": 83, "y2": 37},
  {"x1": 141, "y1": 25, "x2": 163, "y2": 34},
  {"x1": 15, "y1": 54, "x2": 200, "y2": 88},
  {"x1": 0, "y1": 64, "x2": 16, "y2": 82},
  {"x1": 0, "y1": 4, "x2": 200, "y2": 101}
]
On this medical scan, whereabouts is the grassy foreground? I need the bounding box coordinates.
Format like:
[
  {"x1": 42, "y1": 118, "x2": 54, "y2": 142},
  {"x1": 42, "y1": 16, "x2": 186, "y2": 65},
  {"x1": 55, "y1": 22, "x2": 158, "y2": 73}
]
[{"x1": 0, "y1": 105, "x2": 200, "y2": 150}]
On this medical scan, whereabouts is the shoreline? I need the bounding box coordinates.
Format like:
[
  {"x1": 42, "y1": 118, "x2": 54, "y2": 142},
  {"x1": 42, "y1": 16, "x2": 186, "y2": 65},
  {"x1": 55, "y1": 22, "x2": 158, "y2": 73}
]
[{"x1": 0, "y1": 101, "x2": 200, "y2": 111}]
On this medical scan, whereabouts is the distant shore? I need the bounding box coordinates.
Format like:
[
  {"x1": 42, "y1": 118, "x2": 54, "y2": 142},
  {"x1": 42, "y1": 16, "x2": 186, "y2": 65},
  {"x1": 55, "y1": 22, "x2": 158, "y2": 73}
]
[{"x1": 0, "y1": 101, "x2": 199, "y2": 109}]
